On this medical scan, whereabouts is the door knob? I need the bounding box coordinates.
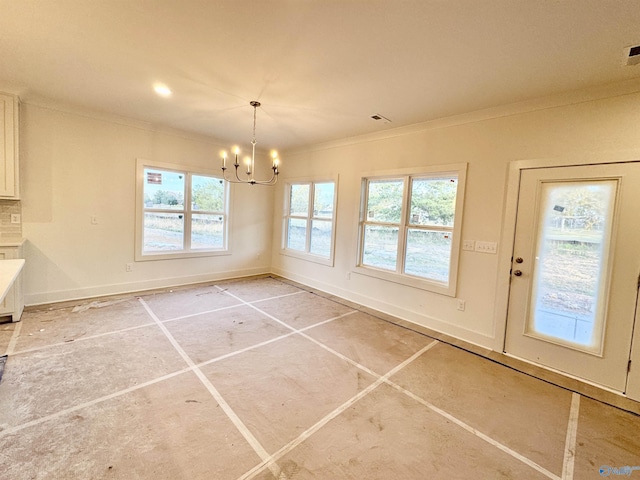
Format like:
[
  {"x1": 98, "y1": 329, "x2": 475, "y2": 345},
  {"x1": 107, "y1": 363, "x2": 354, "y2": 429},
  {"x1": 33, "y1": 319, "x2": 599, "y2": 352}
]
[
  {"x1": 515, "y1": 257, "x2": 524, "y2": 263},
  {"x1": 513, "y1": 270, "x2": 523, "y2": 276}
]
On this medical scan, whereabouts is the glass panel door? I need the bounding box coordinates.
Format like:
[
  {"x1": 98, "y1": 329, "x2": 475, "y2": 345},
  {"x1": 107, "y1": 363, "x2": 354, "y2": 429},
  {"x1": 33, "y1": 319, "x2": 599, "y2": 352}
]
[
  {"x1": 527, "y1": 180, "x2": 617, "y2": 355},
  {"x1": 505, "y1": 163, "x2": 640, "y2": 393}
]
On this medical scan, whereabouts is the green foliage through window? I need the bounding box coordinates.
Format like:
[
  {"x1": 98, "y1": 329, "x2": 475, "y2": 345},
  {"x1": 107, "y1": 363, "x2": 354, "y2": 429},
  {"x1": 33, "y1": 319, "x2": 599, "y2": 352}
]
[
  {"x1": 360, "y1": 172, "x2": 460, "y2": 286},
  {"x1": 366, "y1": 180, "x2": 404, "y2": 223},
  {"x1": 192, "y1": 176, "x2": 224, "y2": 212},
  {"x1": 410, "y1": 177, "x2": 457, "y2": 226}
]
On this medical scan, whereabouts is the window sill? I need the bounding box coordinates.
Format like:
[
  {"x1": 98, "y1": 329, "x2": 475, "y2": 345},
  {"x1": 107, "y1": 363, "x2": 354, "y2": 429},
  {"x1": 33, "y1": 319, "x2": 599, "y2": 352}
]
[
  {"x1": 280, "y1": 249, "x2": 335, "y2": 267},
  {"x1": 353, "y1": 265, "x2": 455, "y2": 297},
  {"x1": 135, "y1": 249, "x2": 232, "y2": 262}
]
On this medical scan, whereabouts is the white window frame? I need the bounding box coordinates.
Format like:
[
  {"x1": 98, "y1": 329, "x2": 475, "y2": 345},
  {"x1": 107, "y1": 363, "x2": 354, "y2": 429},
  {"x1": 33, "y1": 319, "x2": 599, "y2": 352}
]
[
  {"x1": 135, "y1": 158, "x2": 232, "y2": 261},
  {"x1": 355, "y1": 163, "x2": 467, "y2": 296},
  {"x1": 281, "y1": 176, "x2": 338, "y2": 267}
]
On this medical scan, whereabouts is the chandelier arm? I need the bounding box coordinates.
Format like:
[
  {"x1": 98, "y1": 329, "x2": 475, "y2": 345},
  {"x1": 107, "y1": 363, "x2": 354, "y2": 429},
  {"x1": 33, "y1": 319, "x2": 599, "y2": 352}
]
[
  {"x1": 221, "y1": 165, "x2": 279, "y2": 185},
  {"x1": 221, "y1": 168, "x2": 234, "y2": 183},
  {"x1": 221, "y1": 166, "x2": 248, "y2": 184},
  {"x1": 223, "y1": 173, "x2": 251, "y2": 184},
  {"x1": 234, "y1": 164, "x2": 246, "y2": 183},
  {"x1": 222, "y1": 168, "x2": 278, "y2": 185},
  {"x1": 252, "y1": 169, "x2": 279, "y2": 185}
]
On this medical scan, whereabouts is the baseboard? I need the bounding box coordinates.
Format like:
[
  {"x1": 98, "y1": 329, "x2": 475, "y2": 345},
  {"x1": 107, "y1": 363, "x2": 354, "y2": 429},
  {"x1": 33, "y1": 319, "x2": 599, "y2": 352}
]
[
  {"x1": 24, "y1": 267, "x2": 270, "y2": 306},
  {"x1": 271, "y1": 267, "x2": 495, "y2": 350}
]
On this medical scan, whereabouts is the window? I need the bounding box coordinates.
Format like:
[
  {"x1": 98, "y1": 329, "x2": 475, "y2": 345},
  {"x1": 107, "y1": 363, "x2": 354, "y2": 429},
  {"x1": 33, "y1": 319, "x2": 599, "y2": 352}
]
[
  {"x1": 135, "y1": 160, "x2": 230, "y2": 261},
  {"x1": 357, "y1": 164, "x2": 466, "y2": 296},
  {"x1": 282, "y1": 179, "x2": 337, "y2": 265}
]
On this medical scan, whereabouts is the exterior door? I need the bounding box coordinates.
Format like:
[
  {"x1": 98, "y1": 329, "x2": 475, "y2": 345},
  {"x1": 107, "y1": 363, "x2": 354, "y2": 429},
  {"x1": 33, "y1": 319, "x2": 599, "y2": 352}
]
[{"x1": 505, "y1": 163, "x2": 640, "y2": 393}]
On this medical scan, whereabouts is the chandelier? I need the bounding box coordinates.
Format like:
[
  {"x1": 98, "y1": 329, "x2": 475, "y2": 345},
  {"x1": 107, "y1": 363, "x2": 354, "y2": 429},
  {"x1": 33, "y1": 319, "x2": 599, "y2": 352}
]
[{"x1": 220, "y1": 101, "x2": 280, "y2": 185}]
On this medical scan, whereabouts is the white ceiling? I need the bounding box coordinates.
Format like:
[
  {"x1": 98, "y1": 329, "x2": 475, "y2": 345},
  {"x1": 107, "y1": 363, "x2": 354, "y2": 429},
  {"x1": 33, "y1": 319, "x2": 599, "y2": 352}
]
[{"x1": 1, "y1": 0, "x2": 640, "y2": 151}]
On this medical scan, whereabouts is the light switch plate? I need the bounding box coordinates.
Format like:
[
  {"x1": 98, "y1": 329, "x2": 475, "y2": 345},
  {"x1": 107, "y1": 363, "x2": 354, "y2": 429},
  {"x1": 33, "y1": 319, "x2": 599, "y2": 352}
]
[{"x1": 475, "y1": 241, "x2": 497, "y2": 254}]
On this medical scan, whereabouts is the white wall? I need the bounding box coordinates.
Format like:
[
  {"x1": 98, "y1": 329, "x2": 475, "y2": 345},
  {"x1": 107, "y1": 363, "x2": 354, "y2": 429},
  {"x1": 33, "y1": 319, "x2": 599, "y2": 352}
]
[
  {"x1": 21, "y1": 102, "x2": 274, "y2": 305},
  {"x1": 271, "y1": 85, "x2": 640, "y2": 349}
]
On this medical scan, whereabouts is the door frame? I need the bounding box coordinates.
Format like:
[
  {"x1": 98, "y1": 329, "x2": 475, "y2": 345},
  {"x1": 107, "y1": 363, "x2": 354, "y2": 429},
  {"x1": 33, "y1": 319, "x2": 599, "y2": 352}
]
[{"x1": 493, "y1": 153, "x2": 640, "y2": 394}]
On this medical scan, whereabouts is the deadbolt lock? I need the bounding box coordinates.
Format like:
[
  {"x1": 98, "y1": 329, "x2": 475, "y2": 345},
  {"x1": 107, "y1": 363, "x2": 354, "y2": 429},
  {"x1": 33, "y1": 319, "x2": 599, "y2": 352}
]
[
  {"x1": 513, "y1": 270, "x2": 523, "y2": 276},
  {"x1": 515, "y1": 257, "x2": 524, "y2": 263}
]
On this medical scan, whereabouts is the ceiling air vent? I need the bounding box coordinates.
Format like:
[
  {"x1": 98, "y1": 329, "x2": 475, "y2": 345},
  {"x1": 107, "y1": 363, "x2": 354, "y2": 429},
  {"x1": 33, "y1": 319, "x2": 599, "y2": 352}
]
[
  {"x1": 370, "y1": 114, "x2": 392, "y2": 124},
  {"x1": 624, "y1": 45, "x2": 640, "y2": 66}
]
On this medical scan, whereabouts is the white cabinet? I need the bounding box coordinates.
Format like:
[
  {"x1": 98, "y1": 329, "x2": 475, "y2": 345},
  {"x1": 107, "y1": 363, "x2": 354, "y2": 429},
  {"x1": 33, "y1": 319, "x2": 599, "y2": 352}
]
[
  {"x1": 0, "y1": 243, "x2": 24, "y2": 322},
  {"x1": 0, "y1": 93, "x2": 19, "y2": 198}
]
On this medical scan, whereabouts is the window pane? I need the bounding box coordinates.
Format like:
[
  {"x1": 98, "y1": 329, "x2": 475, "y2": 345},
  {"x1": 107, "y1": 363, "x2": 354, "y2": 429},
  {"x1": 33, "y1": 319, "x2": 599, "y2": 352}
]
[
  {"x1": 366, "y1": 179, "x2": 404, "y2": 223},
  {"x1": 143, "y1": 169, "x2": 185, "y2": 210},
  {"x1": 191, "y1": 214, "x2": 224, "y2": 249},
  {"x1": 410, "y1": 176, "x2": 458, "y2": 227},
  {"x1": 404, "y1": 229, "x2": 452, "y2": 283},
  {"x1": 362, "y1": 225, "x2": 398, "y2": 271},
  {"x1": 192, "y1": 175, "x2": 224, "y2": 212},
  {"x1": 528, "y1": 180, "x2": 617, "y2": 353},
  {"x1": 287, "y1": 218, "x2": 307, "y2": 251},
  {"x1": 310, "y1": 220, "x2": 332, "y2": 257},
  {"x1": 313, "y1": 182, "x2": 334, "y2": 219},
  {"x1": 143, "y1": 212, "x2": 184, "y2": 251},
  {"x1": 290, "y1": 184, "x2": 310, "y2": 216}
]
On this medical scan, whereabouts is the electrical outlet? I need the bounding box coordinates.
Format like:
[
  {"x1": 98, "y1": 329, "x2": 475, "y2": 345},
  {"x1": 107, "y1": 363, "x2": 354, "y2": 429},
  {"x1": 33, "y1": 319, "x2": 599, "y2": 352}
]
[
  {"x1": 475, "y1": 241, "x2": 497, "y2": 254},
  {"x1": 462, "y1": 240, "x2": 475, "y2": 251},
  {"x1": 456, "y1": 299, "x2": 466, "y2": 311},
  {"x1": 10, "y1": 214, "x2": 20, "y2": 224},
  {"x1": 126, "y1": 263, "x2": 133, "y2": 272},
  {"x1": 346, "y1": 271, "x2": 351, "y2": 280}
]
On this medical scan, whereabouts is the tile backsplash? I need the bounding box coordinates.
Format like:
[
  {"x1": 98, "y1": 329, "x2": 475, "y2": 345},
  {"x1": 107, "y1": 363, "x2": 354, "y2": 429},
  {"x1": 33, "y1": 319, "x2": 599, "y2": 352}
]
[{"x1": 0, "y1": 200, "x2": 22, "y2": 238}]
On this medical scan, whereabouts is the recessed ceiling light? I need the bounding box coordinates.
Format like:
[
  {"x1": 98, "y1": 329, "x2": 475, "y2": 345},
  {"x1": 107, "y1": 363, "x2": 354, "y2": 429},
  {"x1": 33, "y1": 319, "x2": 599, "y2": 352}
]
[{"x1": 153, "y1": 83, "x2": 172, "y2": 97}]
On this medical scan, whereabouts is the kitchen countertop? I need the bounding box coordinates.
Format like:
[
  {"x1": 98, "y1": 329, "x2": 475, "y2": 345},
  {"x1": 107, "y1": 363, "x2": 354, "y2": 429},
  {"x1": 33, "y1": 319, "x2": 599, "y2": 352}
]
[{"x1": 0, "y1": 259, "x2": 25, "y2": 303}]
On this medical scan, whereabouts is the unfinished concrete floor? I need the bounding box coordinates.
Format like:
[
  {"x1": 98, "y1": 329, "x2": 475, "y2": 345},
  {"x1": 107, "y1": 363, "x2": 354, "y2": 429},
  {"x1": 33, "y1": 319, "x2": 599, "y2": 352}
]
[{"x1": 0, "y1": 276, "x2": 638, "y2": 479}]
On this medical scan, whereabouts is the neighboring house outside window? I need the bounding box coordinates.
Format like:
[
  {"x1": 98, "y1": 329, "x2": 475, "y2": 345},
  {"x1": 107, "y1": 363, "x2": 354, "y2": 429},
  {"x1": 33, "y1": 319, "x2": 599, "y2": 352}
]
[
  {"x1": 135, "y1": 159, "x2": 230, "y2": 261},
  {"x1": 356, "y1": 164, "x2": 467, "y2": 296},
  {"x1": 282, "y1": 179, "x2": 337, "y2": 266}
]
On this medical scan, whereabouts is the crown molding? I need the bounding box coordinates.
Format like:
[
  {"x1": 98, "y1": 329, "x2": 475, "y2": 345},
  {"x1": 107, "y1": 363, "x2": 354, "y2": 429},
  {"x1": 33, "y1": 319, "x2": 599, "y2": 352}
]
[{"x1": 283, "y1": 78, "x2": 640, "y2": 156}]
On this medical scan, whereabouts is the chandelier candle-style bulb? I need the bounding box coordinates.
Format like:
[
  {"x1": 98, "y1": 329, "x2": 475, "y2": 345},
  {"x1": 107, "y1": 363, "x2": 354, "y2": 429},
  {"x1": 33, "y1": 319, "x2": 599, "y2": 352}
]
[
  {"x1": 233, "y1": 146, "x2": 240, "y2": 166},
  {"x1": 270, "y1": 150, "x2": 280, "y2": 175},
  {"x1": 220, "y1": 101, "x2": 280, "y2": 185}
]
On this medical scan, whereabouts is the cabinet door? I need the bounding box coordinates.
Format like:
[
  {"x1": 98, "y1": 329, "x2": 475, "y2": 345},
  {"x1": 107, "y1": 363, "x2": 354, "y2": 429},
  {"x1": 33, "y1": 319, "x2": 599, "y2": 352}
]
[
  {"x1": 0, "y1": 93, "x2": 18, "y2": 198},
  {"x1": 0, "y1": 247, "x2": 20, "y2": 315}
]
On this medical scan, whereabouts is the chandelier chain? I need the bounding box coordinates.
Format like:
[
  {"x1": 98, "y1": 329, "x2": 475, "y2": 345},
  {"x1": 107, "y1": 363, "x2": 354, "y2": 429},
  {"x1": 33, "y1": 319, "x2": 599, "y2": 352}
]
[{"x1": 252, "y1": 104, "x2": 257, "y2": 144}]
